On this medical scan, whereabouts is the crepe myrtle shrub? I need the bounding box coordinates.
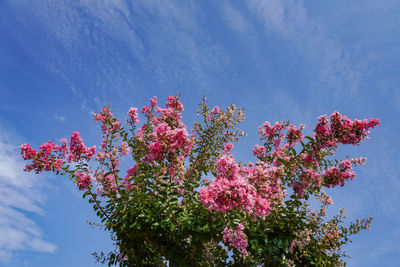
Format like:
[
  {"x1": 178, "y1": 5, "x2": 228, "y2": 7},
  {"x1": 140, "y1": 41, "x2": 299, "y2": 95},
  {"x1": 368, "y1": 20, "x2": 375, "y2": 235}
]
[{"x1": 20, "y1": 95, "x2": 380, "y2": 266}]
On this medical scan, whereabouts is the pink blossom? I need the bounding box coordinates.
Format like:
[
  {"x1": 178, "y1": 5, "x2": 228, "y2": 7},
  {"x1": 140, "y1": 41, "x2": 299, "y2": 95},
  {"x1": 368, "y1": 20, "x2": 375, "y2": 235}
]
[
  {"x1": 253, "y1": 145, "x2": 266, "y2": 157},
  {"x1": 39, "y1": 140, "x2": 54, "y2": 154},
  {"x1": 200, "y1": 156, "x2": 276, "y2": 217},
  {"x1": 323, "y1": 159, "x2": 355, "y2": 188},
  {"x1": 86, "y1": 146, "x2": 96, "y2": 160},
  {"x1": 119, "y1": 142, "x2": 130, "y2": 156},
  {"x1": 292, "y1": 169, "x2": 321, "y2": 198},
  {"x1": 96, "y1": 151, "x2": 106, "y2": 160},
  {"x1": 314, "y1": 112, "x2": 380, "y2": 148},
  {"x1": 207, "y1": 106, "x2": 221, "y2": 120},
  {"x1": 141, "y1": 106, "x2": 151, "y2": 114},
  {"x1": 68, "y1": 131, "x2": 87, "y2": 162},
  {"x1": 20, "y1": 144, "x2": 37, "y2": 159},
  {"x1": 75, "y1": 171, "x2": 92, "y2": 190},
  {"x1": 93, "y1": 107, "x2": 114, "y2": 134},
  {"x1": 223, "y1": 224, "x2": 249, "y2": 256},
  {"x1": 351, "y1": 157, "x2": 367, "y2": 165},
  {"x1": 223, "y1": 143, "x2": 234, "y2": 152},
  {"x1": 125, "y1": 164, "x2": 138, "y2": 178},
  {"x1": 286, "y1": 125, "x2": 304, "y2": 147},
  {"x1": 211, "y1": 106, "x2": 220, "y2": 114},
  {"x1": 112, "y1": 121, "x2": 121, "y2": 132},
  {"x1": 165, "y1": 96, "x2": 184, "y2": 112},
  {"x1": 318, "y1": 192, "x2": 333, "y2": 205},
  {"x1": 150, "y1": 96, "x2": 158, "y2": 107},
  {"x1": 20, "y1": 141, "x2": 66, "y2": 173},
  {"x1": 148, "y1": 142, "x2": 163, "y2": 161},
  {"x1": 127, "y1": 107, "x2": 139, "y2": 124}
]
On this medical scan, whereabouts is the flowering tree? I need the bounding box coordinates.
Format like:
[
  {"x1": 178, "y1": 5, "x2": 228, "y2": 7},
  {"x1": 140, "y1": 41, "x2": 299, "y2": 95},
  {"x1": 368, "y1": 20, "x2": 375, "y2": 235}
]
[{"x1": 20, "y1": 96, "x2": 380, "y2": 266}]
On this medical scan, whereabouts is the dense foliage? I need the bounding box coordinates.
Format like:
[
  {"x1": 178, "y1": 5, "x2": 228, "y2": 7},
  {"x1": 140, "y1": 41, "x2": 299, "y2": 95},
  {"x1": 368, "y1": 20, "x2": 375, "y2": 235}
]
[{"x1": 20, "y1": 96, "x2": 380, "y2": 266}]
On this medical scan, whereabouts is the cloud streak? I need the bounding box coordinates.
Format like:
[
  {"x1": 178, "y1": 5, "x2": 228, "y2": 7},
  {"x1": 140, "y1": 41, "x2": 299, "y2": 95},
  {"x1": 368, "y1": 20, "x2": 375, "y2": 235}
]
[
  {"x1": 5, "y1": 0, "x2": 230, "y2": 108},
  {"x1": 245, "y1": 0, "x2": 361, "y2": 94},
  {"x1": 0, "y1": 126, "x2": 56, "y2": 262}
]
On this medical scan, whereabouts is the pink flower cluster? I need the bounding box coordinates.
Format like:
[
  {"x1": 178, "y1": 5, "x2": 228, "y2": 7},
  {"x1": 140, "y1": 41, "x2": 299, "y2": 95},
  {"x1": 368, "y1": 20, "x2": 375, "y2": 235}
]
[
  {"x1": 75, "y1": 171, "x2": 93, "y2": 190},
  {"x1": 20, "y1": 141, "x2": 65, "y2": 173},
  {"x1": 165, "y1": 95, "x2": 183, "y2": 112},
  {"x1": 119, "y1": 142, "x2": 130, "y2": 156},
  {"x1": 322, "y1": 159, "x2": 355, "y2": 188},
  {"x1": 199, "y1": 155, "x2": 283, "y2": 217},
  {"x1": 351, "y1": 157, "x2": 367, "y2": 165},
  {"x1": 318, "y1": 192, "x2": 333, "y2": 206},
  {"x1": 286, "y1": 124, "x2": 305, "y2": 147},
  {"x1": 223, "y1": 224, "x2": 249, "y2": 256},
  {"x1": 256, "y1": 121, "x2": 304, "y2": 165},
  {"x1": 243, "y1": 161, "x2": 286, "y2": 210},
  {"x1": 147, "y1": 123, "x2": 192, "y2": 161},
  {"x1": 258, "y1": 121, "x2": 286, "y2": 147},
  {"x1": 68, "y1": 131, "x2": 96, "y2": 162},
  {"x1": 95, "y1": 171, "x2": 118, "y2": 195},
  {"x1": 121, "y1": 164, "x2": 139, "y2": 193},
  {"x1": 207, "y1": 106, "x2": 221, "y2": 120},
  {"x1": 94, "y1": 106, "x2": 115, "y2": 134},
  {"x1": 314, "y1": 112, "x2": 380, "y2": 148},
  {"x1": 139, "y1": 96, "x2": 194, "y2": 177},
  {"x1": 258, "y1": 121, "x2": 304, "y2": 148},
  {"x1": 127, "y1": 107, "x2": 139, "y2": 125},
  {"x1": 223, "y1": 142, "x2": 234, "y2": 152},
  {"x1": 253, "y1": 144, "x2": 266, "y2": 158},
  {"x1": 93, "y1": 106, "x2": 122, "y2": 136},
  {"x1": 20, "y1": 132, "x2": 96, "y2": 191},
  {"x1": 292, "y1": 158, "x2": 358, "y2": 196},
  {"x1": 323, "y1": 229, "x2": 341, "y2": 247},
  {"x1": 292, "y1": 169, "x2": 321, "y2": 198}
]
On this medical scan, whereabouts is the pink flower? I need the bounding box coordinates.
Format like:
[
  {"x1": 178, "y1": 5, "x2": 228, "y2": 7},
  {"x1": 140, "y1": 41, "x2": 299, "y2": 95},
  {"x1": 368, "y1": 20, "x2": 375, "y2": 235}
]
[
  {"x1": 286, "y1": 124, "x2": 304, "y2": 147},
  {"x1": 165, "y1": 96, "x2": 184, "y2": 112},
  {"x1": 68, "y1": 131, "x2": 87, "y2": 162},
  {"x1": 292, "y1": 169, "x2": 321, "y2": 198},
  {"x1": 141, "y1": 106, "x2": 151, "y2": 114},
  {"x1": 125, "y1": 164, "x2": 138, "y2": 178},
  {"x1": 150, "y1": 96, "x2": 158, "y2": 107},
  {"x1": 119, "y1": 142, "x2": 130, "y2": 156},
  {"x1": 148, "y1": 142, "x2": 163, "y2": 160},
  {"x1": 253, "y1": 145, "x2": 266, "y2": 157},
  {"x1": 211, "y1": 106, "x2": 220, "y2": 114},
  {"x1": 223, "y1": 224, "x2": 249, "y2": 256},
  {"x1": 207, "y1": 106, "x2": 221, "y2": 120},
  {"x1": 86, "y1": 146, "x2": 96, "y2": 160},
  {"x1": 322, "y1": 159, "x2": 355, "y2": 188},
  {"x1": 127, "y1": 107, "x2": 139, "y2": 124},
  {"x1": 20, "y1": 144, "x2": 37, "y2": 159},
  {"x1": 75, "y1": 171, "x2": 92, "y2": 190},
  {"x1": 20, "y1": 140, "x2": 67, "y2": 173},
  {"x1": 223, "y1": 143, "x2": 234, "y2": 152},
  {"x1": 200, "y1": 155, "x2": 276, "y2": 217},
  {"x1": 314, "y1": 112, "x2": 380, "y2": 148}
]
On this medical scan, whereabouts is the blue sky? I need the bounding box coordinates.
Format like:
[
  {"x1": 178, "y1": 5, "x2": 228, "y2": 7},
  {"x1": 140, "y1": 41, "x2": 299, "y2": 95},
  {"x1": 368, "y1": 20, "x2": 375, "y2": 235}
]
[{"x1": 0, "y1": 0, "x2": 399, "y2": 266}]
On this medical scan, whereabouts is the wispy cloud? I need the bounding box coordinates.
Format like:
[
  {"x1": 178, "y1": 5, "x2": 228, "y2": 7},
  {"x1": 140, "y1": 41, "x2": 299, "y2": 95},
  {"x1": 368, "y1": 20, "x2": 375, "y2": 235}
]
[
  {"x1": 6, "y1": 0, "x2": 230, "y2": 108},
  {"x1": 0, "y1": 126, "x2": 56, "y2": 262},
  {"x1": 245, "y1": 0, "x2": 361, "y2": 94},
  {"x1": 53, "y1": 113, "x2": 66, "y2": 122},
  {"x1": 222, "y1": 3, "x2": 251, "y2": 34}
]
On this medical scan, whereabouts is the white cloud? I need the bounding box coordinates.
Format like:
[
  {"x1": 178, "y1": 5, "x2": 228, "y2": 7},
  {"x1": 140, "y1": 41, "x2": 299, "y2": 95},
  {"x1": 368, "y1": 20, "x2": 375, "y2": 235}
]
[
  {"x1": 6, "y1": 0, "x2": 230, "y2": 108},
  {"x1": 222, "y1": 3, "x2": 251, "y2": 34},
  {"x1": 245, "y1": 0, "x2": 361, "y2": 94},
  {"x1": 0, "y1": 126, "x2": 56, "y2": 262},
  {"x1": 53, "y1": 113, "x2": 65, "y2": 122}
]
